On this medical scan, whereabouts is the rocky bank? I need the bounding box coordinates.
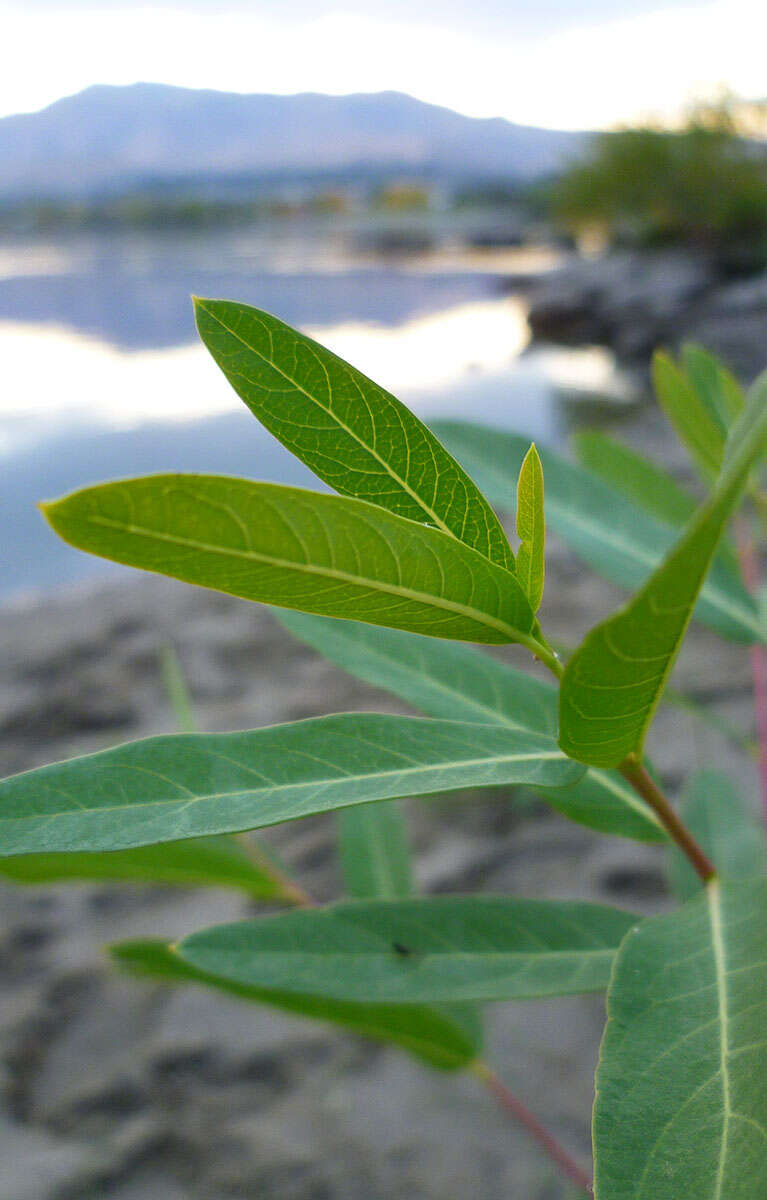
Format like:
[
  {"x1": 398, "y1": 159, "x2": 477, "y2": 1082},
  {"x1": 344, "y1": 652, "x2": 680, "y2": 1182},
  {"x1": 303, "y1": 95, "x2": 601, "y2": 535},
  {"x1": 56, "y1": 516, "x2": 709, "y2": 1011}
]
[{"x1": 522, "y1": 248, "x2": 767, "y2": 379}]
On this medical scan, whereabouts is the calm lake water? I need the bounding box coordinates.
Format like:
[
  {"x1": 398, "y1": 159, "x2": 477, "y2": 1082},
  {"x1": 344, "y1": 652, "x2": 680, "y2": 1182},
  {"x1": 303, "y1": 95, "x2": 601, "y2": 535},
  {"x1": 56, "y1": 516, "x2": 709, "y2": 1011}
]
[{"x1": 0, "y1": 226, "x2": 631, "y2": 598}]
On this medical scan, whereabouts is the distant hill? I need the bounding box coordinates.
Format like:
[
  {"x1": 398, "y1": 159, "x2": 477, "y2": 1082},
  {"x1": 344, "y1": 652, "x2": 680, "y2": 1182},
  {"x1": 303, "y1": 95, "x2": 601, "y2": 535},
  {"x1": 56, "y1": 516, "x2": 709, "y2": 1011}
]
[{"x1": 0, "y1": 83, "x2": 586, "y2": 199}]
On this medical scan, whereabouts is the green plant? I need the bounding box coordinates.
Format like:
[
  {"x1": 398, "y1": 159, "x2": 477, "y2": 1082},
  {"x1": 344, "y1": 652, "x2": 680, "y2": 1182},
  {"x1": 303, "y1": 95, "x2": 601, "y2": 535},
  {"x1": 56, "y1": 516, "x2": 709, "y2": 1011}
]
[
  {"x1": 3, "y1": 303, "x2": 767, "y2": 1196},
  {"x1": 551, "y1": 100, "x2": 767, "y2": 262}
]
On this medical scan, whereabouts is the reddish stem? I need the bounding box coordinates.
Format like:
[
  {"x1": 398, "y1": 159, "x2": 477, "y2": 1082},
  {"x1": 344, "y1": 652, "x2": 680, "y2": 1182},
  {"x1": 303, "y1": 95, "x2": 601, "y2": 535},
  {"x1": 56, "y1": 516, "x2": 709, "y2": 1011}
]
[
  {"x1": 735, "y1": 523, "x2": 767, "y2": 832},
  {"x1": 473, "y1": 1062, "x2": 593, "y2": 1195}
]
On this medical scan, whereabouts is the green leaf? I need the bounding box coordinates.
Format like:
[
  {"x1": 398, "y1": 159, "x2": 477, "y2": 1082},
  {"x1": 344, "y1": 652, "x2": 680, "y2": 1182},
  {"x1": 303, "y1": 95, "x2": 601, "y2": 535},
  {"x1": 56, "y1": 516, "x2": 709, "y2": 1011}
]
[
  {"x1": 652, "y1": 349, "x2": 724, "y2": 481},
  {"x1": 0, "y1": 713, "x2": 584, "y2": 856},
  {"x1": 682, "y1": 343, "x2": 744, "y2": 430},
  {"x1": 559, "y1": 374, "x2": 767, "y2": 767},
  {"x1": 0, "y1": 837, "x2": 289, "y2": 897},
  {"x1": 573, "y1": 430, "x2": 699, "y2": 528},
  {"x1": 194, "y1": 298, "x2": 514, "y2": 570},
  {"x1": 593, "y1": 878, "x2": 767, "y2": 1199},
  {"x1": 433, "y1": 421, "x2": 761, "y2": 644},
  {"x1": 42, "y1": 475, "x2": 536, "y2": 647},
  {"x1": 515, "y1": 443, "x2": 545, "y2": 611},
  {"x1": 339, "y1": 802, "x2": 413, "y2": 900},
  {"x1": 174, "y1": 896, "x2": 639, "y2": 1002},
  {"x1": 277, "y1": 610, "x2": 664, "y2": 842},
  {"x1": 112, "y1": 939, "x2": 480, "y2": 1071},
  {"x1": 669, "y1": 770, "x2": 766, "y2": 901}
]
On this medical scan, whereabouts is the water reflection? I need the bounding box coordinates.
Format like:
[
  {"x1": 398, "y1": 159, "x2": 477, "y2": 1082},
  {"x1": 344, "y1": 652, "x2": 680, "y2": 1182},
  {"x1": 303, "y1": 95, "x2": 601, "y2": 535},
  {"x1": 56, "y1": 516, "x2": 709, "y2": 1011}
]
[{"x1": 0, "y1": 231, "x2": 632, "y2": 598}]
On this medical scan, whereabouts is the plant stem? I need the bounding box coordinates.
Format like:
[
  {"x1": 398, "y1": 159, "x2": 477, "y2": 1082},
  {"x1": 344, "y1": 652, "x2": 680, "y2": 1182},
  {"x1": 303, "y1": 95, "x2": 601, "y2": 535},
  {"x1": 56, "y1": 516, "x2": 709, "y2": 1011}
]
[
  {"x1": 734, "y1": 519, "x2": 767, "y2": 832},
  {"x1": 472, "y1": 1061, "x2": 593, "y2": 1196},
  {"x1": 619, "y1": 757, "x2": 715, "y2": 881}
]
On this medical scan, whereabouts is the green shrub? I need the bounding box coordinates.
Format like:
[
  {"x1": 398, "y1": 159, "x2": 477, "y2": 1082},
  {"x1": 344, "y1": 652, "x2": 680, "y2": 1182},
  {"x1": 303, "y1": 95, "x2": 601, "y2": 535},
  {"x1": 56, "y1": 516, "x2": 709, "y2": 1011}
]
[{"x1": 2, "y1": 305, "x2": 767, "y2": 1196}]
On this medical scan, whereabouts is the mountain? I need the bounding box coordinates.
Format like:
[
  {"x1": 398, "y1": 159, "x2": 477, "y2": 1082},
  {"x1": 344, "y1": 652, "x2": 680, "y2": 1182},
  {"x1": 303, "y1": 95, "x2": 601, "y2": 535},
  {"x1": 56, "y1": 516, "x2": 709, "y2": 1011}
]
[{"x1": 0, "y1": 83, "x2": 586, "y2": 199}]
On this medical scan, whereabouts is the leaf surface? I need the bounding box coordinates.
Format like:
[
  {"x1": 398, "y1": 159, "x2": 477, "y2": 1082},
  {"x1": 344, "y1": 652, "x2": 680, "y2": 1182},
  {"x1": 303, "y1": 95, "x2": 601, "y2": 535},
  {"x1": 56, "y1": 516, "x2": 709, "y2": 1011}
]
[
  {"x1": 194, "y1": 298, "x2": 514, "y2": 569},
  {"x1": 669, "y1": 770, "x2": 766, "y2": 901},
  {"x1": 0, "y1": 714, "x2": 583, "y2": 856},
  {"x1": 593, "y1": 879, "x2": 767, "y2": 1199},
  {"x1": 42, "y1": 476, "x2": 535, "y2": 646},
  {"x1": 112, "y1": 939, "x2": 480, "y2": 1070},
  {"x1": 339, "y1": 801, "x2": 413, "y2": 900},
  {"x1": 0, "y1": 837, "x2": 288, "y2": 896},
  {"x1": 559, "y1": 375, "x2": 767, "y2": 767},
  {"x1": 573, "y1": 430, "x2": 699, "y2": 528},
  {"x1": 175, "y1": 896, "x2": 638, "y2": 1002},
  {"x1": 515, "y1": 443, "x2": 545, "y2": 611},
  {"x1": 433, "y1": 421, "x2": 760, "y2": 644},
  {"x1": 277, "y1": 610, "x2": 664, "y2": 842},
  {"x1": 652, "y1": 349, "x2": 724, "y2": 481}
]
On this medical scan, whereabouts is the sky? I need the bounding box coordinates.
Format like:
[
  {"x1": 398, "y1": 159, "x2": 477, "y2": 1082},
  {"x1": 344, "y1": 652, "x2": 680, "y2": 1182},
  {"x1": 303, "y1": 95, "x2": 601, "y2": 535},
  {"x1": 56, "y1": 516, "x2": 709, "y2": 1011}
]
[{"x1": 2, "y1": 0, "x2": 766, "y2": 129}]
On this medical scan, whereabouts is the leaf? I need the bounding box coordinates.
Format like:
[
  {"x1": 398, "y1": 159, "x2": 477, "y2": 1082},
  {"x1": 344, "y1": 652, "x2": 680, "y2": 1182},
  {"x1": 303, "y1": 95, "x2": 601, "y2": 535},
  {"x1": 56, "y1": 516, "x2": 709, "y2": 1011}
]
[
  {"x1": 573, "y1": 430, "x2": 699, "y2": 528},
  {"x1": 0, "y1": 837, "x2": 290, "y2": 897},
  {"x1": 0, "y1": 713, "x2": 584, "y2": 856},
  {"x1": 112, "y1": 939, "x2": 481, "y2": 1071},
  {"x1": 277, "y1": 610, "x2": 664, "y2": 842},
  {"x1": 682, "y1": 343, "x2": 743, "y2": 429},
  {"x1": 559, "y1": 374, "x2": 767, "y2": 767},
  {"x1": 669, "y1": 770, "x2": 766, "y2": 902},
  {"x1": 593, "y1": 878, "x2": 767, "y2": 1199},
  {"x1": 433, "y1": 421, "x2": 761, "y2": 644},
  {"x1": 194, "y1": 298, "x2": 514, "y2": 570},
  {"x1": 174, "y1": 896, "x2": 639, "y2": 1002},
  {"x1": 339, "y1": 801, "x2": 413, "y2": 900},
  {"x1": 652, "y1": 349, "x2": 724, "y2": 481},
  {"x1": 515, "y1": 443, "x2": 545, "y2": 611},
  {"x1": 42, "y1": 475, "x2": 536, "y2": 647}
]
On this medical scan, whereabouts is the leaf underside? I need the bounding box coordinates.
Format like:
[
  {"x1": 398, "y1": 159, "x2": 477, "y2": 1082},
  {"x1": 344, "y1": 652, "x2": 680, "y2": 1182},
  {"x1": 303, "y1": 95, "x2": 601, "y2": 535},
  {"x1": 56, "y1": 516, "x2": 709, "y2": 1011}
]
[
  {"x1": 0, "y1": 714, "x2": 584, "y2": 856},
  {"x1": 593, "y1": 879, "x2": 767, "y2": 1199},
  {"x1": 112, "y1": 939, "x2": 480, "y2": 1071},
  {"x1": 278, "y1": 610, "x2": 664, "y2": 842},
  {"x1": 175, "y1": 896, "x2": 639, "y2": 1002}
]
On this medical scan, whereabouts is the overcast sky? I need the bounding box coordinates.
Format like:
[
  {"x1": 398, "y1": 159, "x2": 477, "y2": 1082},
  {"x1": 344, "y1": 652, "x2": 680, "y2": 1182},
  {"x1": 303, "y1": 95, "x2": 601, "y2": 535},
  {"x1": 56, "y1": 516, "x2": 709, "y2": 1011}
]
[{"x1": 3, "y1": 0, "x2": 765, "y2": 128}]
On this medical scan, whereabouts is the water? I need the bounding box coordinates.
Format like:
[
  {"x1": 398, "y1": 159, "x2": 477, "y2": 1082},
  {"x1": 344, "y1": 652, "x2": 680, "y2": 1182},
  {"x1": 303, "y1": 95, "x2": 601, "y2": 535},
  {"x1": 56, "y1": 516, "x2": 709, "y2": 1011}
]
[{"x1": 0, "y1": 226, "x2": 631, "y2": 598}]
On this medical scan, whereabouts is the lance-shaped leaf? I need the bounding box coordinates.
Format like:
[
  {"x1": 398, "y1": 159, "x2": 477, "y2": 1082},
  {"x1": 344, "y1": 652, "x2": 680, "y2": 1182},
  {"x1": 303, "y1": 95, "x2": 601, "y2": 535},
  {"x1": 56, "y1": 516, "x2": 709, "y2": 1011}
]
[
  {"x1": 574, "y1": 429, "x2": 740, "y2": 574},
  {"x1": 669, "y1": 771, "x2": 766, "y2": 902},
  {"x1": 559, "y1": 376, "x2": 767, "y2": 767},
  {"x1": 515, "y1": 443, "x2": 545, "y2": 611},
  {"x1": 652, "y1": 349, "x2": 724, "y2": 481},
  {"x1": 42, "y1": 476, "x2": 536, "y2": 647},
  {"x1": 278, "y1": 611, "x2": 664, "y2": 842},
  {"x1": 0, "y1": 714, "x2": 584, "y2": 856},
  {"x1": 194, "y1": 298, "x2": 514, "y2": 570},
  {"x1": 112, "y1": 939, "x2": 481, "y2": 1071},
  {"x1": 0, "y1": 836, "x2": 292, "y2": 897},
  {"x1": 339, "y1": 801, "x2": 413, "y2": 901},
  {"x1": 593, "y1": 878, "x2": 767, "y2": 1199},
  {"x1": 682, "y1": 342, "x2": 743, "y2": 430},
  {"x1": 174, "y1": 896, "x2": 638, "y2": 1002},
  {"x1": 433, "y1": 421, "x2": 761, "y2": 644},
  {"x1": 573, "y1": 430, "x2": 699, "y2": 529}
]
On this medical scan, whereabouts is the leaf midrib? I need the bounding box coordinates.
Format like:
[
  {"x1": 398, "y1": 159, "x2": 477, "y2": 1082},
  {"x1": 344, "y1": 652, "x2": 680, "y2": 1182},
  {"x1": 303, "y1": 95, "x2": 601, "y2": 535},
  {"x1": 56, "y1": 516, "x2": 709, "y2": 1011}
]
[
  {"x1": 86, "y1": 513, "x2": 525, "y2": 643},
  {"x1": 198, "y1": 301, "x2": 457, "y2": 541},
  {"x1": 2, "y1": 745, "x2": 569, "y2": 827},
  {"x1": 709, "y1": 881, "x2": 731, "y2": 1200}
]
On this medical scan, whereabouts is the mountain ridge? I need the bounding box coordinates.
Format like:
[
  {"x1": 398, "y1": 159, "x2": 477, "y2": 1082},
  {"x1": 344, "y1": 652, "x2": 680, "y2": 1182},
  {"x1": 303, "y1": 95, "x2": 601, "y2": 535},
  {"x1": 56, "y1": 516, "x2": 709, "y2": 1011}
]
[{"x1": 0, "y1": 83, "x2": 586, "y2": 198}]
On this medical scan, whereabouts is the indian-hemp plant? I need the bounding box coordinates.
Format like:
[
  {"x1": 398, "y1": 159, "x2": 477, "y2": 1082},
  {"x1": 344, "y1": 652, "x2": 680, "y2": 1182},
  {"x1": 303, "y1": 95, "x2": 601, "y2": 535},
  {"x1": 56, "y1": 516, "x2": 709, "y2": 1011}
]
[{"x1": 3, "y1": 303, "x2": 767, "y2": 1197}]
